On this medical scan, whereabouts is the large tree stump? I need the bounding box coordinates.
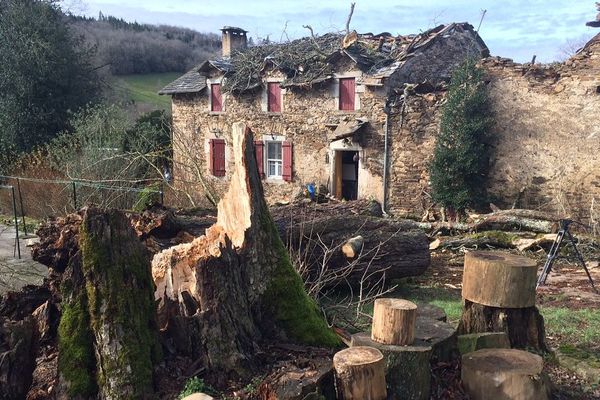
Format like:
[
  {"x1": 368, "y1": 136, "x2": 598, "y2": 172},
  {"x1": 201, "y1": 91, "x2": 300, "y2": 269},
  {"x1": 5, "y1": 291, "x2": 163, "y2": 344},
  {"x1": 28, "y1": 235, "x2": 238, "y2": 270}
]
[
  {"x1": 152, "y1": 123, "x2": 338, "y2": 378},
  {"x1": 333, "y1": 346, "x2": 387, "y2": 400},
  {"x1": 57, "y1": 208, "x2": 162, "y2": 400},
  {"x1": 371, "y1": 298, "x2": 417, "y2": 345},
  {"x1": 351, "y1": 316, "x2": 457, "y2": 400},
  {"x1": 462, "y1": 348, "x2": 551, "y2": 400},
  {"x1": 458, "y1": 251, "x2": 548, "y2": 351}
]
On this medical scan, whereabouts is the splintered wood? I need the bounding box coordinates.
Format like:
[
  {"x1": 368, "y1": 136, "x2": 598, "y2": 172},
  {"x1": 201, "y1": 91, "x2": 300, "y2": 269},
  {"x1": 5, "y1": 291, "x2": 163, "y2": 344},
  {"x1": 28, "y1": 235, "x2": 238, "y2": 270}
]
[
  {"x1": 371, "y1": 298, "x2": 417, "y2": 345},
  {"x1": 333, "y1": 346, "x2": 387, "y2": 400}
]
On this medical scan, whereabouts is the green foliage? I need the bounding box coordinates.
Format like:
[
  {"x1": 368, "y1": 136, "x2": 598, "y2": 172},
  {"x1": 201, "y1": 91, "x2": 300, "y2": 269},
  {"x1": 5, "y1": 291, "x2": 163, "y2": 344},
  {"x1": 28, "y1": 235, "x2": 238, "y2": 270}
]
[
  {"x1": 430, "y1": 58, "x2": 493, "y2": 212},
  {"x1": 115, "y1": 73, "x2": 181, "y2": 110},
  {"x1": 133, "y1": 183, "x2": 161, "y2": 212},
  {"x1": 178, "y1": 377, "x2": 218, "y2": 399},
  {"x1": 0, "y1": 0, "x2": 101, "y2": 171}
]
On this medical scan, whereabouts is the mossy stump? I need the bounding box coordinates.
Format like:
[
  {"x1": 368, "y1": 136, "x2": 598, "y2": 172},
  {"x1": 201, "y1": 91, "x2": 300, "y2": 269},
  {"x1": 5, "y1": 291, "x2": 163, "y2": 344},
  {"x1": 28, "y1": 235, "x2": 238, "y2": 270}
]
[
  {"x1": 152, "y1": 122, "x2": 338, "y2": 379},
  {"x1": 57, "y1": 208, "x2": 161, "y2": 400}
]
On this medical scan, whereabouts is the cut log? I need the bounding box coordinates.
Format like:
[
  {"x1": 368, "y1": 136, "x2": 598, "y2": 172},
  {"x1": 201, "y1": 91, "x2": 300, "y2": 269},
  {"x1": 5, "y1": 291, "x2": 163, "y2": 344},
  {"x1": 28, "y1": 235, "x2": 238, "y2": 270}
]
[
  {"x1": 458, "y1": 300, "x2": 548, "y2": 352},
  {"x1": 462, "y1": 251, "x2": 537, "y2": 308},
  {"x1": 371, "y1": 298, "x2": 417, "y2": 345},
  {"x1": 152, "y1": 123, "x2": 338, "y2": 378},
  {"x1": 333, "y1": 346, "x2": 387, "y2": 400},
  {"x1": 341, "y1": 235, "x2": 364, "y2": 259},
  {"x1": 273, "y1": 213, "x2": 430, "y2": 285},
  {"x1": 457, "y1": 332, "x2": 510, "y2": 355},
  {"x1": 462, "y1": 348, "x2": 551, "y2": 400}
]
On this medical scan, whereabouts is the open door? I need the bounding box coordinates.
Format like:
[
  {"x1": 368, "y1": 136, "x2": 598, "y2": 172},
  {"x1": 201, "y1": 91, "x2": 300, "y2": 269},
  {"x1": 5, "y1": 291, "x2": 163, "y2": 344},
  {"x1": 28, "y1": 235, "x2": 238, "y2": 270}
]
[{"x1": 333, "y1": 150, "x2": 359, "y2": 200}]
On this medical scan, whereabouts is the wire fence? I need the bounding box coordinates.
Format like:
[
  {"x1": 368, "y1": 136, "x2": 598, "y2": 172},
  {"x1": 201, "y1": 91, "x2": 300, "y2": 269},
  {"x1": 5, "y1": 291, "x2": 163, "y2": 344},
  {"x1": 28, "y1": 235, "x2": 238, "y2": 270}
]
[{"x1": 0, "y1": 174, "x2": 164, "y2": 223}]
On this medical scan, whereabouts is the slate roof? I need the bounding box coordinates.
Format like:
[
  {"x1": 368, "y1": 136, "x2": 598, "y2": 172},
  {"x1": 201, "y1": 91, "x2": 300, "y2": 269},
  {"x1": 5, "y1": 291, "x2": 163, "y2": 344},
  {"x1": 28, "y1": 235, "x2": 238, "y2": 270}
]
[{"x1": 159, "y1": 22, "x2": 488, "y2": 95}]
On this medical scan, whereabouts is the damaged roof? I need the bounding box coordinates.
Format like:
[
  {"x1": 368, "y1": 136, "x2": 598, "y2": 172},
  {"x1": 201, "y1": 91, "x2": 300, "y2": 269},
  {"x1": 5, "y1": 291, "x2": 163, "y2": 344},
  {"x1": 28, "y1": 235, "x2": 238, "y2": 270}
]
[{"x1": 160, "y1": 22, "x2": 488, "y2": 95}]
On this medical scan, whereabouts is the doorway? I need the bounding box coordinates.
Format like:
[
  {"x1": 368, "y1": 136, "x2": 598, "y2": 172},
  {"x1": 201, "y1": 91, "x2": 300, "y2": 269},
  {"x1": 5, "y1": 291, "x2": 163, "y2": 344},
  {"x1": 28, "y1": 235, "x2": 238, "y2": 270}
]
[{"x1": 334, "y1": 150, "x2": 359, "y2": 200}]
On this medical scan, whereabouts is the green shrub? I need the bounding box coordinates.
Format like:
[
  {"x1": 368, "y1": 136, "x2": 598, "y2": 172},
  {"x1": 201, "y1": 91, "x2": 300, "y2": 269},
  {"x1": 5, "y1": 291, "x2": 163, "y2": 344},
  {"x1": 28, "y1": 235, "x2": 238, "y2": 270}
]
[{"x1": 178, "y1": 377, "x2": 218, "y2": 399}]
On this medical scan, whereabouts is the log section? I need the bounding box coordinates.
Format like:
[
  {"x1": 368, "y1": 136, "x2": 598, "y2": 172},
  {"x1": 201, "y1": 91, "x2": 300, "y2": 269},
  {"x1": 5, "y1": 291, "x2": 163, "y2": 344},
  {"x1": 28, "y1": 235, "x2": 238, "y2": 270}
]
[
  {"x1": 462, "y1": 348, "x2": 550, "y2": 400},
  {"x1": 333, "y1": 346, "x2": 387, "y2": 400},
  {"x1": 371, "y1": 298, "x2": 417, "y2": 345},
  {"x1": 462, "y1": 251, "x2": 537, "y2": 308}
]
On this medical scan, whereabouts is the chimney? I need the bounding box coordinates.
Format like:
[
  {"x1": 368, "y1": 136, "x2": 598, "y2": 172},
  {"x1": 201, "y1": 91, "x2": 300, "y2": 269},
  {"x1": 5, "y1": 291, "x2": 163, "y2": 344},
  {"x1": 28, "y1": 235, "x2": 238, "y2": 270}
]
[{"x1": 221, "y1": 26, "x2": 248, "y2": 58}]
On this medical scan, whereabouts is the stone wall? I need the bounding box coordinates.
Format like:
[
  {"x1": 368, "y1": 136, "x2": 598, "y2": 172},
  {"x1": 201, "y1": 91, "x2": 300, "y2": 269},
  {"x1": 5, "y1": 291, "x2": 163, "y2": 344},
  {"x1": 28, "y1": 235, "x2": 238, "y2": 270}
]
[{"x1": 170, "y1": 63, "x2": 389, "y2": 207}]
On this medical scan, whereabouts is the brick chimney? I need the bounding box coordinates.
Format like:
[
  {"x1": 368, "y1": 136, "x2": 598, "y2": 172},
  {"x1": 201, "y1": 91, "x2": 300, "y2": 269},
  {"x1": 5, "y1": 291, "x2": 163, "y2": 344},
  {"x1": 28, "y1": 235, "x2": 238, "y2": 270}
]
[{"x1": 221, "y1": 26, "x2": 248, "y2": 57}]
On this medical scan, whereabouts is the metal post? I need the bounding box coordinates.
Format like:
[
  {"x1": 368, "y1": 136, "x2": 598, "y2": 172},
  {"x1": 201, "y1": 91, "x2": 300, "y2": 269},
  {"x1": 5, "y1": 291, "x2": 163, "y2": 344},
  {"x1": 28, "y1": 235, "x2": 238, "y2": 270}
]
[
  {"x1": 159, "y1": 182, "x2": 164, "y2": 205},
  {"x1": 72, "y1": 181, "x2": 78, "y2": 210},
  {"x1": 11, "y1": 186, "x2": 21, "y2": 259},
  {"x1": 16, "y1": 178, "x2": 27, "y2": 236}
]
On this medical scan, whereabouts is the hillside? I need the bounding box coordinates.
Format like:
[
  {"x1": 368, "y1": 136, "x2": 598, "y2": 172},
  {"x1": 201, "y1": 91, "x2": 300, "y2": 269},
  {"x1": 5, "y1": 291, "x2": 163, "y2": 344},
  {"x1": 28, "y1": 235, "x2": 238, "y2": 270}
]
[
  {"x1": 113, "y1": 73, "x2": 180, "y2": 112},
  {"x1": 69, "y1": 13, "x2": 221, "y2": 75}
]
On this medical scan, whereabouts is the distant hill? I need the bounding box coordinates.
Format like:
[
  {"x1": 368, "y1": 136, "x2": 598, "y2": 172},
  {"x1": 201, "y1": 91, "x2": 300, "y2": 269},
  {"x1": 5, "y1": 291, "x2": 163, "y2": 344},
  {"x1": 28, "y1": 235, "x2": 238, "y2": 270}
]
[{"x1": 69, "y1": 13, "x2": 221, "y2": 75}]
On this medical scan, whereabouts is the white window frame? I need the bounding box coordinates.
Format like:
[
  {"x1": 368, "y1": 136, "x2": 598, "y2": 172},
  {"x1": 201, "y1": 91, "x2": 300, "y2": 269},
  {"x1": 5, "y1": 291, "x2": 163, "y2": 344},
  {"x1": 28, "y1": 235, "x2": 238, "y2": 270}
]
[{"x1": 265, "y1": 140, "x2": 283, "y2": 179}]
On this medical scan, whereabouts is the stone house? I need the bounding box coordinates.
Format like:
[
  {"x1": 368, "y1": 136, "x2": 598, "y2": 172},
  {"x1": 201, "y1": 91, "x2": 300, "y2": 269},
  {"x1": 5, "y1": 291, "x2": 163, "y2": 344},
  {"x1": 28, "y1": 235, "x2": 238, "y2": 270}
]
[{"x1": 160, "y1": 24, "x2": 488, "y2": 215}]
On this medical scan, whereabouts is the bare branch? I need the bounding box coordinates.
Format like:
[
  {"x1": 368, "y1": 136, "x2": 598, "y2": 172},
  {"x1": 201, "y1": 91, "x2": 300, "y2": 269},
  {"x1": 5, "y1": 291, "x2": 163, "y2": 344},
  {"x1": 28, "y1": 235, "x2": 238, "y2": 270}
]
[{"x1": 345, "y1": 2, "x2": 356, "y2": 34}]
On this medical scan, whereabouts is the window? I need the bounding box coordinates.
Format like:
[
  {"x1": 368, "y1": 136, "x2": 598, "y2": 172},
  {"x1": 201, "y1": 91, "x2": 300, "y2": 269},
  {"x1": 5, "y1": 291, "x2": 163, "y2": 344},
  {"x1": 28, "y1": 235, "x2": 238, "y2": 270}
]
[
  {"x1": 339, "y1": 77, "x2": 355, "y2": 111},
  {"x1": 209, "y1": 138, "x2": 225, "y2": 176},
  {"x1": 267, "y1": 82, "x2": 282, "y2": 112},
  {"x1": 211, "y1": 83, "x2": 222, "y2": 112},
  {"x1": 266, "y1": 141, "x2": 282, "y2": 178}
]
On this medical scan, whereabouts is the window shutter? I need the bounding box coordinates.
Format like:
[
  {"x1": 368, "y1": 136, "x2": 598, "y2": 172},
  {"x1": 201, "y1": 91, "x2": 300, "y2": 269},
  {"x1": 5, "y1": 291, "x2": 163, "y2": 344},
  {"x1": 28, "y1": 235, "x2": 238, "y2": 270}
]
[
  {"x1": 211, "y1": 83, "x2": 222, "y2": 112},
  {"x1": 209, "y1": 138, "x2": 226, "y2": 177},
  {"x1": 282, "y1": 141, "x2": 293, "y2": 182},
  {"x1": 339, "y1": 78, "x2": 355, "y2": 111},
  {"x1": 254, "y1": 140, "x2": 265, "y2": 178},
  {"x1": 267, "y1": 82, "x2": 281, "y2": 112}
]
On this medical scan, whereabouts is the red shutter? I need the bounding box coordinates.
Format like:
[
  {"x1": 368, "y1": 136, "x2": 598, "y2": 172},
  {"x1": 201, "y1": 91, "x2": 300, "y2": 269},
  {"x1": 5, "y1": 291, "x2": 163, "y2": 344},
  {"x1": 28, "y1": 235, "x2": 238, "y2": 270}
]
[
  {"x1": 211, "y1": 83, "x2": 222, "y2": 112},
  {"x1": 267, "y1": 82, "x2": 281, "y2": 112},
  {"x1": 209, "y1": 138, "x2": 225, "y2": 177},
  {"x1": 254, "y1": 140, "x2": 264, "y2": 178},
  {"x1": 339, "y1": 78, "x2": 355, "y2": 111},
  {"x1": 282, "y1": 141, "x2": 293, "y2": 182}
]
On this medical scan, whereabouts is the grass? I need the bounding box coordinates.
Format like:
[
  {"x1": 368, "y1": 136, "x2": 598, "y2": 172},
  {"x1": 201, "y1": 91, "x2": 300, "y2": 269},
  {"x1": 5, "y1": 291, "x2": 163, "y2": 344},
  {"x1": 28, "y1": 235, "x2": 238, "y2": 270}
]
[
  {"x1": 114, "y1": 73, "x2": 181, "y2": 111},
  {"x1": 541, "y1": 307, "x2": 600, "y2": 361}
]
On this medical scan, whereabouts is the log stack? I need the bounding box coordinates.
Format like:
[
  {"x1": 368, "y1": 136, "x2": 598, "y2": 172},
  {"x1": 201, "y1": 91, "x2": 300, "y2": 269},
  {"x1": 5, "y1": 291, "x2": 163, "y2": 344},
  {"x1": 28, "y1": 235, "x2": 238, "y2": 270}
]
[
  {"x1": 350, "y1": 299, "x2": 458, "y2": 400},
  {"x1": 458, "y1": 251, "x2": 548, "y2": 351}
]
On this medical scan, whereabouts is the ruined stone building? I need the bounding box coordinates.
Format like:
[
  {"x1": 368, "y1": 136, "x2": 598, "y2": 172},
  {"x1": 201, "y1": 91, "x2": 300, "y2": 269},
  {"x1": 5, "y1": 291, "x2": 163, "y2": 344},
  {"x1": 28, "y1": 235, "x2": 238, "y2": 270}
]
[{"x1": 160, "y1": 24, "x2": 600, "y2": 221}]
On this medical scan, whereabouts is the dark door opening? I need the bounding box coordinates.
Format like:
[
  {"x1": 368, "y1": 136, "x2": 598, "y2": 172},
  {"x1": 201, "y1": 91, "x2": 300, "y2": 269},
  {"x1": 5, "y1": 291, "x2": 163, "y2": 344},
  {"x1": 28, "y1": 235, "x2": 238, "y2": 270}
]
[{"x1": 335, "y1": 150, "x2": 359, "y2": 200}]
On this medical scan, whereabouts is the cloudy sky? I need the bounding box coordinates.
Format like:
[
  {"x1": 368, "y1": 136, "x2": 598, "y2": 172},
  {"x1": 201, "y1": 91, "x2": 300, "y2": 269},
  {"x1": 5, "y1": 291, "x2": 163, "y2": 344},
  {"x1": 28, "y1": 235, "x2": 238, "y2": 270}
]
[{"x1": 66, "y1": 0, "x2": 598, "y2": 63}]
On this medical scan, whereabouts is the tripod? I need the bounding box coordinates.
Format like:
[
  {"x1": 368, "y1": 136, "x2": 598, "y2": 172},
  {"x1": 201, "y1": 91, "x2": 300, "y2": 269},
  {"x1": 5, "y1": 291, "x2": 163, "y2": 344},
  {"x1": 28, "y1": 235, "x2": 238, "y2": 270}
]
[{"x1": 536, "y1": 219, "x2": 597, "y2": 293}]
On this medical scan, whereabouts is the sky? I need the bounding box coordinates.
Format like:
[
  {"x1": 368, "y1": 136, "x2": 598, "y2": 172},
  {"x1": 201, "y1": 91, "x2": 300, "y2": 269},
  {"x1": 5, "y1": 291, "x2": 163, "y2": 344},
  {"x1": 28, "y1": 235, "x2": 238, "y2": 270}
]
[{"x1": 64, "y1": 0, "x2": 599, "y2": 63}]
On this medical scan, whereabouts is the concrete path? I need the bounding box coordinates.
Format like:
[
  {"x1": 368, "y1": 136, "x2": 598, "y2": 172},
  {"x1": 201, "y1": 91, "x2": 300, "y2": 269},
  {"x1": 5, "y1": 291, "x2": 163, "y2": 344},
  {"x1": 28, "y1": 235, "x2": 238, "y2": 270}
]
[{"x1": 0, "y1": 225, "x2": 47, "y2": 295}]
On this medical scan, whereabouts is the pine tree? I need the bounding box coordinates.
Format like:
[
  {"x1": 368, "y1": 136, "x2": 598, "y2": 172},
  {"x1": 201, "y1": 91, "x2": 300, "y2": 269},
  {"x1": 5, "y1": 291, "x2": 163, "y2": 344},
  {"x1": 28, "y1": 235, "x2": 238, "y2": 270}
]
[{"x1": 430, "y1": 58, "x2": 492, "y2": 214}]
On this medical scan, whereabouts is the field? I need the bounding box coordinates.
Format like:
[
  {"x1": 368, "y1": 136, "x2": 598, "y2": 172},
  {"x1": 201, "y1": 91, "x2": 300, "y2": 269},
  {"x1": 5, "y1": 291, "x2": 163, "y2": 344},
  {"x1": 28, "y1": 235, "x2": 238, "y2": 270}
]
[{"x1": 113, "y1": 72, "x2": 181, "y2": 112}]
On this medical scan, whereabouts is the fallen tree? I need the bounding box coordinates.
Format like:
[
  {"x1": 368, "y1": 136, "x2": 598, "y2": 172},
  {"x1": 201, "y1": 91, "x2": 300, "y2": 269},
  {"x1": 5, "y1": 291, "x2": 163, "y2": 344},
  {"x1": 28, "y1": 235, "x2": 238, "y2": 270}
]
[{"x1": 151, "y1": 123, "x2": 339, "y2": 379}]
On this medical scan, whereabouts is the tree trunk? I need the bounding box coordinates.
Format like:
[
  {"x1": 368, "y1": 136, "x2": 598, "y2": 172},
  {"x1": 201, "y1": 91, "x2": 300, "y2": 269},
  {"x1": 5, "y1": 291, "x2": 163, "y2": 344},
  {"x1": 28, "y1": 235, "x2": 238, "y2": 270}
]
[
  {"x1": 273, "y1": 213, "x2": 430, "y2": 285},
  {"x1": 462, "y1": 349, "x2": 550, "y2": 400},
  {"x1": 56, "y1": 208, "x2": 161, "y2": 400},
  {"x1": 152, "y1": 123, "x2": 338, "y2": 379},
  {"x1": 371, "y1": 298, "x2": 417, "y2": 345},
  {"x1": 333, "y1": 346, "x2": 387, "y2": 400}
]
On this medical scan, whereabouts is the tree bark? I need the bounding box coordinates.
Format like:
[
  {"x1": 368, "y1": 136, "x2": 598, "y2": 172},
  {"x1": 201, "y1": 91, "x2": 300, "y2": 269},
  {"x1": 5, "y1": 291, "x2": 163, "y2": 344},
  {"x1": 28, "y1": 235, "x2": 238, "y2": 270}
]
[
  {"x1": 333, "y1": 346, "x2": 387, "y2": 400},
  {"x1": 56, "y1": 208, "x2": 161, "y2": 400},
  {"x1": 371, "y1": 298, "x2": 417, "y2": 345},
  {"x1": 462, "y1": 349, "x2": 550, "y2": 400},
  {"x1": 152, "y1": 123, "x2": 338, "y2": 379}
]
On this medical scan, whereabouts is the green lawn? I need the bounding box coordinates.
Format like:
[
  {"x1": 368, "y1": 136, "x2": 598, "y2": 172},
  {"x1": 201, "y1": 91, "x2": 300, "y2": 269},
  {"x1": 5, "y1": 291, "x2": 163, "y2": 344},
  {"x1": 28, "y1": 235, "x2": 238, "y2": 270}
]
[{"x1": 114, "y1": 72, "x2": 181, "y2": 111}]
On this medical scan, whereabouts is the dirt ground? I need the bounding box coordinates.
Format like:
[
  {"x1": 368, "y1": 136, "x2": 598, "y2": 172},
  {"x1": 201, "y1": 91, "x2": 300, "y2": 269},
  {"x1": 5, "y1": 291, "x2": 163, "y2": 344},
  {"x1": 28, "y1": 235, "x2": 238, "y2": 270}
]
[{"x1": 421, "y1": 249, "x2": 600, "y2": 400}]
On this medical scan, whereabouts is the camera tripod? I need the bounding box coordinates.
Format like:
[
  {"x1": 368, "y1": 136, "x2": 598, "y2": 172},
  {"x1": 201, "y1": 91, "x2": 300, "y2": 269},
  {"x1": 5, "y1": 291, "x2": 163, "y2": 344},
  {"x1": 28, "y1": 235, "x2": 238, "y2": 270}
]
[{"x1": 536, "y1": 219, "x2": 597, "y2": 293}]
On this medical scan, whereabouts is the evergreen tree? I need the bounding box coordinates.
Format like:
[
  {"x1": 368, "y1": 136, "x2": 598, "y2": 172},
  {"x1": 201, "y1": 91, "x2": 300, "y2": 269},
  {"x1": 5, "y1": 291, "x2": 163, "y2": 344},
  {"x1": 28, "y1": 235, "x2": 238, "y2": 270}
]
[
  {"x1": 0, "y1": 0, "x2": 101, "y2": 171},
  {"x1": 429, "y1": 59, "x2": 493, "y2": 213}
]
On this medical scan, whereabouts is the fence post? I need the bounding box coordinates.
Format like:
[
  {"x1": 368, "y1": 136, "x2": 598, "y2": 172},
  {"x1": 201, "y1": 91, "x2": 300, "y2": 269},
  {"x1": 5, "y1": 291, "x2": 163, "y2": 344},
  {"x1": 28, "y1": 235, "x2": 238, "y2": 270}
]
[
  {"x1": 11, "y1": 186, "x2": 20, "y2": 259},
  {"x1": 72, "y1": 181, "x2": 78, "y2": 210},
  {"x1": 159, "y1": 182, "x2": 164, "y2": 206},
  {"x1": 16, "y1": 178, "x2": 27, "y2": 236}
]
